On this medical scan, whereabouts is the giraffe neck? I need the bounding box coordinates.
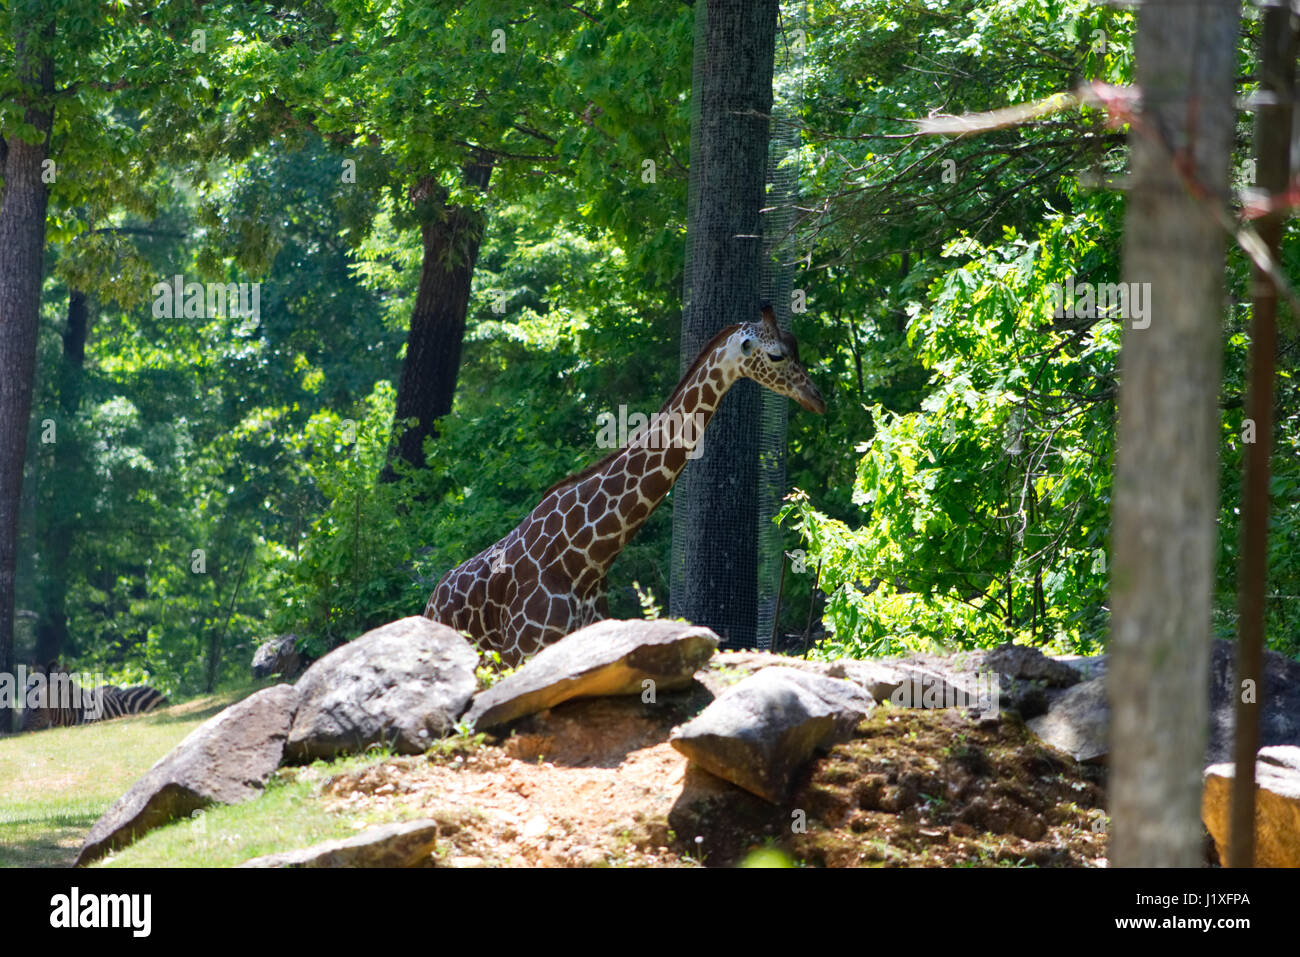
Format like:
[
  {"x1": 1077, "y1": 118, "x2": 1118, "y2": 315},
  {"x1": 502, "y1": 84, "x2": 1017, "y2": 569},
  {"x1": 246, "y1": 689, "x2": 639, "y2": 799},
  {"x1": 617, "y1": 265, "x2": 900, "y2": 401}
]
[{"x1": 579, "y1": 341, "x2": 741, "y2": 578}]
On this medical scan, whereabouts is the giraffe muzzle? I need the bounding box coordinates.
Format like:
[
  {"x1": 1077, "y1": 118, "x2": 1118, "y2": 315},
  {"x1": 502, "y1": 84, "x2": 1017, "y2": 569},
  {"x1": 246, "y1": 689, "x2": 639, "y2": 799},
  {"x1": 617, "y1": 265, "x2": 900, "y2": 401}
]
[{"x1": 797, "y1": 382, "x2": 826, "y2": 414}]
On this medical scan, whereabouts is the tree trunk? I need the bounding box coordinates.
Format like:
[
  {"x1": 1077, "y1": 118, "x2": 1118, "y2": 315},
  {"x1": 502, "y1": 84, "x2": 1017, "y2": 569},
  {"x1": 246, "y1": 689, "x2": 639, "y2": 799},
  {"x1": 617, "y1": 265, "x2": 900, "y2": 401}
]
[
  {"x1": 0, "y1": 16, "x2": 54, "y2": 730},
  {"x1": 382, "y1": 157, "x2": 493, "y2": 480},
  {"x1": 35, "y1": 288, "x2": 89, "y2": 665},
  {"x1": 669, "y1": 0, "x2": 778, "y2": 648},
  {"x1": 1108, "y1": 0, "x2": 1239, "y2": 867}
]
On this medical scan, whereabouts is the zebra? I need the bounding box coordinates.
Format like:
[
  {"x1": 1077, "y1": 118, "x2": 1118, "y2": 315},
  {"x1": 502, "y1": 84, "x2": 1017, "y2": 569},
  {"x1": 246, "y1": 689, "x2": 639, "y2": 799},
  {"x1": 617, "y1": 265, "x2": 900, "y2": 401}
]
[{"x1": 20, "y1": 663, "x2": 168, "y2": 732}]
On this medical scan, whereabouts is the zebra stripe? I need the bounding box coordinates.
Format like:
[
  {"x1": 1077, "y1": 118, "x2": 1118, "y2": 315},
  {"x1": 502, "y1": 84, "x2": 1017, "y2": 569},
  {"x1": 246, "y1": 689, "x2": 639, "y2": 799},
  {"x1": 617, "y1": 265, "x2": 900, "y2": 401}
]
[
  {"x1": 105, "y1": 686, "x2": 169, "y2": 720},
  {"x1": 21, "y1": 667, "x2": 168, "y2": 732}
]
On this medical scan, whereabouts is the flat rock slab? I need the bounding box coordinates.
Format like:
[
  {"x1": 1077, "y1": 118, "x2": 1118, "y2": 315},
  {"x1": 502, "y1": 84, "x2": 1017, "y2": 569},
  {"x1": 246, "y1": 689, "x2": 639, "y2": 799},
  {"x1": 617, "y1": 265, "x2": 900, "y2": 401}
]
[
  {"x1": 237, "y1": 819, "x2": 444, "y2": 868},
  {"x1": 701, "y1": 651, "x2": 906, "y2": 705},
  {"x1": 882, "y1": 645, "x2": 1083, "y2": 718},
  {"x1": 287, "y1": 617, "x2": 478, "y2": 762},
  {"x1": 1203, "y1": 746, "x2": 1300, "y2": 867},
  {"x1": 705, "y1": 646, "x2": 1079, "y2": 717},
  {"x1": 669, "y1": 666, "x2": 873, "y2": 804},
  {"x1": 465, "y1": 619, "x2": 719, "y2": 730},
  {"x1": 76, "y1": 684, "x2": 298, "y2": 866}
]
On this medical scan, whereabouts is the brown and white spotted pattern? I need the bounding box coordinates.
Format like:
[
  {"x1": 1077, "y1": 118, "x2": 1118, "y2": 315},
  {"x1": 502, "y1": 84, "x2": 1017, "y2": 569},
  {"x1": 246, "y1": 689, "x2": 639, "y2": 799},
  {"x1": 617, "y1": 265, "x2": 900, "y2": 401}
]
[{"x1": 425, "y1": 303, "x2": 825, "y2": 667}]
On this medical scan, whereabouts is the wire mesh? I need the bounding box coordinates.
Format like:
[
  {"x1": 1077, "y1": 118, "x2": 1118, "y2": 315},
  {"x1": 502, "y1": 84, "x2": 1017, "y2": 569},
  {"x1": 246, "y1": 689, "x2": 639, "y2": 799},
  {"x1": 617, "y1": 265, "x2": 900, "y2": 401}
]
[{"x1": 670, "y1": 1, "x2": 802, "y2": 650}]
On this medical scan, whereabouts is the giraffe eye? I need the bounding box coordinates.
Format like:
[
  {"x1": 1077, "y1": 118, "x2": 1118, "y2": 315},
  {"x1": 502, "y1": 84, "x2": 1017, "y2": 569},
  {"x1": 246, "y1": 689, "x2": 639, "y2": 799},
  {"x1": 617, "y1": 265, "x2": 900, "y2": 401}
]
[{"x1": 767, "y1": 351, "x2": 786, "y2": 363}]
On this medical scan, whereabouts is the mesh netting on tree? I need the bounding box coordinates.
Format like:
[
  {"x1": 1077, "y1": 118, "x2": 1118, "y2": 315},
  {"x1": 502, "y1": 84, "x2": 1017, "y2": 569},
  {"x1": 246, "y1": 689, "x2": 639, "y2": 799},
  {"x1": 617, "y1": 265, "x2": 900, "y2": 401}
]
[{"x1": 670, "y1": 1, "x2": 802, "y2": 650}]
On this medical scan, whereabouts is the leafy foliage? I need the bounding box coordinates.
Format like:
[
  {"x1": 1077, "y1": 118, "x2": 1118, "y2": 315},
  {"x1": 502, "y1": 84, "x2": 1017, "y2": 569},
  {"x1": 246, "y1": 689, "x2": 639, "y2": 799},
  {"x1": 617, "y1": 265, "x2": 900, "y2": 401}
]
[
  {"x1": 782, "y1": 192, "x2": 1122, "y2": 655},
  {"x1": 13, "y1": 0, "x2": 1300, "y2": 705}
]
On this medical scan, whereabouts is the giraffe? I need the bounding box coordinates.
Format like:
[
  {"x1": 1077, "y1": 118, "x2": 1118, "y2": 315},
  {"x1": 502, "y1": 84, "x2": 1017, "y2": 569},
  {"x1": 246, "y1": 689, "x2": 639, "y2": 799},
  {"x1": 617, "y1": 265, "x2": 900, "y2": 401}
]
[{"x1": 424, "y1": 302, "x2": 825, "y2": 666}]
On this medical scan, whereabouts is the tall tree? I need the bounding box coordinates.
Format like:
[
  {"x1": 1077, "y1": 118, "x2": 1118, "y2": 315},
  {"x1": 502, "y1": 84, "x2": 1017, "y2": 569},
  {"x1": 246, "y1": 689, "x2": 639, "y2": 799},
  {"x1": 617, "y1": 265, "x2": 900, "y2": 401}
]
[
  {"x1": 1, "y1": 0, "x2": 249, "y2": 707},
  {"x1": 237, "y1": 2, "x2": 684, "y2": 480},
  {"x1": 33, "y1": 287, "x2": 90, "y2": 665},
  {"x1": 1108, "y1": 0, "x2": 1240, "y2": 866},
  {"x1": 670, "y1": 0, "x2": 778, "y2": 647},
  {"x1": 383, "y1": 157, "x2": 493, "y2": 478},
  {"x1": 0, "y1": 3, "x2": 55, "y2": 727}
]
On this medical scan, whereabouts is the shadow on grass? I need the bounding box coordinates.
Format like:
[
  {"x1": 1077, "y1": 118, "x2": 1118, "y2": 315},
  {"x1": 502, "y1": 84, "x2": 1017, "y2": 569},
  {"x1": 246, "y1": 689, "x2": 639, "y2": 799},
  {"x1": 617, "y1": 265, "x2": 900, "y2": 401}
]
[
  {"x1": 0, "y1": 810, "x2": 100, "y2": 868},
  {"x1": 140, "y1": 702, "x2": 231, "y2": 727},
  {"x1": 3, "y1": 685, "x2": 261, "y2": 738},
  {"x1": 136, "y1": 684, "x2": 270, "y2": 728}
]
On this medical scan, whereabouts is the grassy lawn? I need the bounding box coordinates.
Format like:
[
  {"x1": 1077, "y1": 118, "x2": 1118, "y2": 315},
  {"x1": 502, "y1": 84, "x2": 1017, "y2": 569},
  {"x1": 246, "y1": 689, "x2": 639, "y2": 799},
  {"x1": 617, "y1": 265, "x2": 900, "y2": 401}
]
[
  {"x1": 0, "y1": 682, "x2": 422, "y2": 868},
  {"x1": 0, "y1": 687, "x2": 253, "y2": 867},
  {"x1": 91, "y1": 752, "x2": 416, "y2": 868}
]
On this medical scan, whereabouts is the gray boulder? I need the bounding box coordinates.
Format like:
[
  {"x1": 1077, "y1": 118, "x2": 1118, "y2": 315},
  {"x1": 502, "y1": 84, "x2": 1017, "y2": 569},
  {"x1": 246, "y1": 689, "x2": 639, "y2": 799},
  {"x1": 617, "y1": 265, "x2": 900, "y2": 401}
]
[
  {"x1": 238, "y1": 819, "x2": 445, "y2": 868},
  {"x1": 76, "y1": 684, "x2": 298, "y2": 865},
  {"x1": 252, "y1": 634, "x2": 304, "y2": 679},
  {"x1": 701, "y1": 651, "x2": 906, "y2": 705},
  {"x1": 982, "y1": 643, "x2": 1081, "y2": 687},
  {"x1": 1206, "y1": 641, "x2": 1300, "y2": 764},
  {"x1": 669, "y1": 666, "x2": 873, "y2": 803},
  {"x1": 1026, "y1": 640, "x2": 1300, "y2": 764},
  {"x1": 1027, "y1": 676, "x2": 1108, "y2": 763},
  {"x1": 464, "y1": 618, "x2": 719, "y2": 730},
  {"x1": 286, "y1": 617, "x2": 478, "y2": 762}
]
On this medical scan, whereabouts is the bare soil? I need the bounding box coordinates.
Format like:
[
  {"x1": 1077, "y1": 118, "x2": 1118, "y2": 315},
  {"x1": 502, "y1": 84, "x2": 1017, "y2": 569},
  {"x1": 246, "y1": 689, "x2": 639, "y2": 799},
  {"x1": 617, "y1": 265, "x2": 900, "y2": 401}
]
[{"x1": 301, "y1": 678, "x2": 1112, "y2": 868}]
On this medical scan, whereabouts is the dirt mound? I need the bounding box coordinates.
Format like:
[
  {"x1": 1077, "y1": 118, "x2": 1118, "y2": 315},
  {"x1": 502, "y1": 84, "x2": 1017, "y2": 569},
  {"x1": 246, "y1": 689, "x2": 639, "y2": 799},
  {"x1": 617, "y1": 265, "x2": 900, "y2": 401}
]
[{"x1": 306, "y1": 686, "x2": 1110, "y2": 867}]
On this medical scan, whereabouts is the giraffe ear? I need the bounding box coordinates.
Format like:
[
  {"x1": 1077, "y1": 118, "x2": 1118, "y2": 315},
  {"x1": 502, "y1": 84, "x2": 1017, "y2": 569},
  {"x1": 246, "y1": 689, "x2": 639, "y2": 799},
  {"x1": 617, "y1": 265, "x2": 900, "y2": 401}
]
[{"x1": 741, "y1": 337, "x2": 754, "y2": 356}]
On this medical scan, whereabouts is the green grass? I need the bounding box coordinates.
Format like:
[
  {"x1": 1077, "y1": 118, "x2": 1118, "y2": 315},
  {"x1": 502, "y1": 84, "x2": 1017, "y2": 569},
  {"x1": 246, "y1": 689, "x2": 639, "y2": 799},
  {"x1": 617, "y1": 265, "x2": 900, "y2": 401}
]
[
  {"x1": 1, "y1": 680, "x2": 451, "y2": 868},
  {"x1": 0, "y1": 686, "x2": 253, "y2": 867},
  {"x1": 93, "y1": 751, "x2": 418, "y2": 868}
]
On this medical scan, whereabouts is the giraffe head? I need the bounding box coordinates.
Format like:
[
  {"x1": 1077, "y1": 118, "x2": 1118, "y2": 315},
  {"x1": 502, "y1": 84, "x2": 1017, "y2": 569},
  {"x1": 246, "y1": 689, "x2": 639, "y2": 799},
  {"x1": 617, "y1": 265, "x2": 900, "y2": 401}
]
[{"x1": 731, "y1": 302, "x2": 826, "y2": 413}]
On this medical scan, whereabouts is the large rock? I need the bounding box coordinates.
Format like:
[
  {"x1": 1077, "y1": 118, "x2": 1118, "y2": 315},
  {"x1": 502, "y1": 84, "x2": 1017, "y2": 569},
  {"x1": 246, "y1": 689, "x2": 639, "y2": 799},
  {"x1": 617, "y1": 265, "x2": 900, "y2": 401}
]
[
  {"x1": 1203, "y1": 746, "x2": 1300, "y2": 867},
  {"x1": 76, "y1": 684, "x2": 298, "y2": 865},
  {"x1": 1052, "y1": 652, "x2": 1107, "y2": 682},
  {"x1": 1026, "y1": 640, "x2": 1300, "y2": 764},
  {"x1": 701, "y1": 645, "x2": 1077, "y2": 719},
  {"x1": 237, "y1": 819, "x2": 444, "y2": 868},
  {"x1": 1027, "y1": 677, "x2": 1108, "y2": 763},
  {"x1": 874, "y1": 644, "x2": 1081, "y2": 719},
  {"x1": 669, "y1": 667, "x2": 873, "y2": 803},
  {"x1": 701, "y1": 650, "x2": 906, "y2": 705},
  {"x1": 982, "y1": 643, "x2": 1081, "y2": 688},
  {"x1": 1206, "y1": 642, "x2": 1300, "y2": 764},
  {"x1": 286, "y1": 617, "x2": 478, "y2": 762},
  {"x1": 464, "y1": 619, "x2": 719, "y2": 730},
  {"x1": 252, "y1": 634, "x2": 303, "y2": 679}
]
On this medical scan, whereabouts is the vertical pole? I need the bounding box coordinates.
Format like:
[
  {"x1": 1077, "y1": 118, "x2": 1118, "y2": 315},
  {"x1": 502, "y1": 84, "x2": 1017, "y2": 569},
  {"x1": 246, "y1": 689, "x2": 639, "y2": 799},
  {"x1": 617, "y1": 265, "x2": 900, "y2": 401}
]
[{"x1": 1229, "y1": 2, "x2": 1294, "y2": 869}]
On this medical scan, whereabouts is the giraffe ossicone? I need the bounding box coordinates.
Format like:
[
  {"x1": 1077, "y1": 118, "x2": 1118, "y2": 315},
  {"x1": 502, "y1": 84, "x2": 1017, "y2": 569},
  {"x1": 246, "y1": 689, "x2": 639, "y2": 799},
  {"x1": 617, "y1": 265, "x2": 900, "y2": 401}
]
[{"x1": 424, "y1": 302, "x2": 826, "y2": 667}]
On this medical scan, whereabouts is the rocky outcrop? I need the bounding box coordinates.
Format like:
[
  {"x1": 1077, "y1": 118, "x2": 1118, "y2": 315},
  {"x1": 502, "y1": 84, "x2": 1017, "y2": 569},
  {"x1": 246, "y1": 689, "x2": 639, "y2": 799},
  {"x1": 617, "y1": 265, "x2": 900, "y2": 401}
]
[
  {"x1": 464, "y1": 619, "x2": 719, "y2": 730},
  {"x1": 669, "y1": 667, "x2": 873, "y2": 803},
  {"x1": 700, "y1": 650, "x2": 988, "y2": 711},
  {"x1": 1203, "y1": 745, "x2": 1300, "y2": 867},
  {"x1": 286, "y1": 617, "x2": 478, "y2": 762},
  {"x1": 252, "y1": 634, "x2": 305, "y2": 679},
  {"x1": 237, "y1": 818, "x2": 445, "y2": 868},
  {"x1": 1024, "y1": 640, "x2": 1300, "y2": 765},
  {"x1": 982, "y1": 643, "x2": 1082, "y2": 688},
  {"x1": 1026, "y1": 677, "x2": 1108, "y2": 763},
  {"x1": 1206, "y1": 642, "x2": 1300, "y2": 764},
  {"x1": 76, "y1": 684, "x2": 298, "y2": 865}
]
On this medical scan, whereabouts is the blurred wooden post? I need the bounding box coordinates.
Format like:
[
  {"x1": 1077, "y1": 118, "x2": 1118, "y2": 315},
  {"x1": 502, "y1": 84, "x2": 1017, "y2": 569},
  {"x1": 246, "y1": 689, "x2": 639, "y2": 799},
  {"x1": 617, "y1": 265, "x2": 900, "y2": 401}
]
[{"x1": 1229, "y1": 1, "x2": 1295, "y2": 869}]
